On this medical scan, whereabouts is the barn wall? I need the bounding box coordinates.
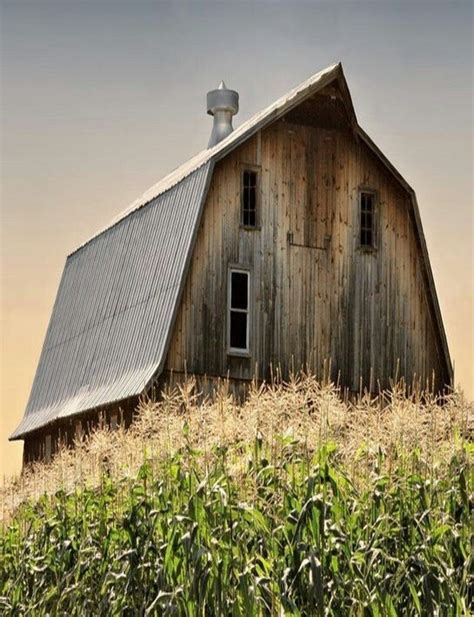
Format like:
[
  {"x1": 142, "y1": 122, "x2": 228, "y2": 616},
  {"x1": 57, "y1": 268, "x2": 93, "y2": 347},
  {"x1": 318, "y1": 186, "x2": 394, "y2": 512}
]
[{"x1": 165, "y1": 115, "x2": 448, "y2": 392}]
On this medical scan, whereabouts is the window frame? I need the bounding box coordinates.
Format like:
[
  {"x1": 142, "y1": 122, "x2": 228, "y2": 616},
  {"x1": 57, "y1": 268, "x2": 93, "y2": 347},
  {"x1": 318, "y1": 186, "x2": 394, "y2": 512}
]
[
  {"x1": 240, "y1": 164, "x2": 261, "y2": 230},
  {"x1": 358, "y1": 189, "x2": 378, "y2": 251},
  {"x1": 227, "y1": 267, "x2": 251, "y2": 356}
]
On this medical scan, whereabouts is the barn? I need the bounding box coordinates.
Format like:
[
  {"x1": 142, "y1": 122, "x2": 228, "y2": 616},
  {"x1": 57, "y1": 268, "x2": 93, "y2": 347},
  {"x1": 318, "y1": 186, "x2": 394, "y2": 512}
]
[{"x1": 11, "y1": 63, "x2": 452, "y2": 464}]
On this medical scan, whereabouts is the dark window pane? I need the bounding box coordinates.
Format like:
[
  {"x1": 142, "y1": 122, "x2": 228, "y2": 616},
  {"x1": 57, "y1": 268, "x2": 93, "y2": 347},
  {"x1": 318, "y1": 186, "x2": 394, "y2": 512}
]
[
  {"x1": 243, "y1": 170, "x2": 256, "y2": 189},
  {"x1": 360, "y1": 192, "x2": 375, "y2": 247},
  {"x1": 362, "y1": 193, "x2": 373, "y2": 212},
  {"x1": 361, "y1": 229, "x2": 373, "y2": 247},
  {"x1": 242, "y1": 170, "x2": 257, "y2": 227},
  {"x1": 230, "y1": 311, "x2": 247, "y2": 349},
  {"x1": 243, "y1": 209, "x2": 256, "y2": 226},
  {"x1": 249, "y1": 186, "x2": 256, "y2": 210},
  {"x1": 231, "y1": 272, "x2": 248, "y2": 309}
]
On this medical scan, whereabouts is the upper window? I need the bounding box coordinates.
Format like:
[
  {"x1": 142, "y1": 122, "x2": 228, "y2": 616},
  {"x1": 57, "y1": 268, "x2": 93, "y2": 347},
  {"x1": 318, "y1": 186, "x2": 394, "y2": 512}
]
[
  {"x1": 359, "y1": 191, "x2": 376, "y2": 248},
  {"x1": 241, "y1": 169, "x2": 258, "y2": 227},
  {"x1": 228, "y1": 269, "x2": 250, "y2": 354}
]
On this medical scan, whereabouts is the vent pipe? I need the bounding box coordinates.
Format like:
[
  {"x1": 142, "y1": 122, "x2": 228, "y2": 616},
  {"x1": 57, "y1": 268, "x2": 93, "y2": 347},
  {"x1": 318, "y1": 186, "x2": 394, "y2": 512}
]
[{"x1": 207, "y1": 81, "x2": 239, "y2": 148}]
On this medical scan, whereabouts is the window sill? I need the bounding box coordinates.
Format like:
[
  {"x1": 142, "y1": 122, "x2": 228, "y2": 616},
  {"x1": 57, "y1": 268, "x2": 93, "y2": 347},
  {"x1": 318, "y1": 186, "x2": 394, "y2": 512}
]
[
  {"x1": 240, "y1": 225, "x2": 261, "y2": 232},
  {"x1": 227, "y1": 350, "x2": 252, "y2": 359},
  {"x1": 357, "y1": 246, "x2": 378, "y2": 254}
]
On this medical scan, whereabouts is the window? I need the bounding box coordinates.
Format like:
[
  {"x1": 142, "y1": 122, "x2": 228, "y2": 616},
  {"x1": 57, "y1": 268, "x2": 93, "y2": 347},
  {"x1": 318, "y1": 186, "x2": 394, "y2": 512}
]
[
  {"x1": 75, "y1": 420, "x2": 83, "y2": 441},
  {"x1": 45, "y1": 434, "x2": 52, "y2": 463},
  {"x1": 241, "y1": 169, "x2": 258, "y2": 227},
  {"x1": 360, "y1": 191, "x2": 376, "y2": 248},
  {"x1": 110, "y1": 412, "x2": 118, "y2": 431},
  {"x1": 228, "y1": 269, "x2": 250, "y2": 353}
]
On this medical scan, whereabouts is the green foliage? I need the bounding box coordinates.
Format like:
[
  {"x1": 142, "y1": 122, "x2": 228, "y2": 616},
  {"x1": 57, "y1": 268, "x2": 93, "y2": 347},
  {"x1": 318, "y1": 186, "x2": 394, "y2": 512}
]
[{"x1": 0, "y1": 441, "x2": 471, "y2": 615}]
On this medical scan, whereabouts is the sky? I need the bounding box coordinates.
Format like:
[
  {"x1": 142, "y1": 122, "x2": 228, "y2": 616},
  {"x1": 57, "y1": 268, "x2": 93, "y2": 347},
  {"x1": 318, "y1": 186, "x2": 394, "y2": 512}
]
[{"x1": 1, "y1": 0, "x2": 472, "y2": 477}]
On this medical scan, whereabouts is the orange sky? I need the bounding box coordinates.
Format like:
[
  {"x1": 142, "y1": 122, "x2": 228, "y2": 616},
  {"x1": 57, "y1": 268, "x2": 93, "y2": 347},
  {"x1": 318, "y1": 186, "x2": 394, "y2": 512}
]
[{"x1": 1, "y1": 1, "x2": 472, "y2": 478}]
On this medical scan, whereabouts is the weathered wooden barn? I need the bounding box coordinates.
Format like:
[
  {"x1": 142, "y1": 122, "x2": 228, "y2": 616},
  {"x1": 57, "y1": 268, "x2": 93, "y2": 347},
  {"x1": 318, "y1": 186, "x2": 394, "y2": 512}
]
[{"x1": 11, "y1": 63, "x2": 452, "y2": 463}]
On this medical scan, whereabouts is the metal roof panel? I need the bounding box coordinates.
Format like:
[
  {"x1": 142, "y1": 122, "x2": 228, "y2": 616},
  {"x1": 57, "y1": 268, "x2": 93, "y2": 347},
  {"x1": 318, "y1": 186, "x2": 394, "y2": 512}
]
[{"x1": 11, "y1": 162, "x2": 213, "y2": 439}]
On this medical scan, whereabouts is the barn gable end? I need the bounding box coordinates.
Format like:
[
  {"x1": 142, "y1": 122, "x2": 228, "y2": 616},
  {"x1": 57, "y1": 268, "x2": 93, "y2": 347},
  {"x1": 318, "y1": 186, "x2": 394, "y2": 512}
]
[{"x1": 165, "y1": 103, "x2": 451, "y2": 392}]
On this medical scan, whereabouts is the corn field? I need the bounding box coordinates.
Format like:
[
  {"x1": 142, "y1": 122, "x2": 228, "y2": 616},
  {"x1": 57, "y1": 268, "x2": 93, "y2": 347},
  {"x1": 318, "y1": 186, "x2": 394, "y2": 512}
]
[{"x1": 0, "y1": 375, "x2": 472, "y2": 615}]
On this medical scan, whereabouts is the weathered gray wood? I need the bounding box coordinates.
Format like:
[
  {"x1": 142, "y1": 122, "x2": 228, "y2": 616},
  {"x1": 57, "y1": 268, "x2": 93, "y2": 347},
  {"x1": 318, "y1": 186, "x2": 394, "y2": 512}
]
[{"x1": 166, "y1": 88, "x2": 448, "y2": 393}]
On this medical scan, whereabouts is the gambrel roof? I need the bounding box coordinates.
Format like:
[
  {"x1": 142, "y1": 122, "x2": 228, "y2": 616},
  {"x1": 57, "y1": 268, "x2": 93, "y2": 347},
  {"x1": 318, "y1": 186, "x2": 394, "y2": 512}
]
[{"x1": 11, "y1": 63, "x2": 452, "y2": 440}]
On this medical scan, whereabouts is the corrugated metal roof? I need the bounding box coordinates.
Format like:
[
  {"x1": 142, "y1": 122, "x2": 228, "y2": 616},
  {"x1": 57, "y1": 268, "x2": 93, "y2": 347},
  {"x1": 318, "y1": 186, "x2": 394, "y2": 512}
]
[{"x1": 11, "y1": 162, "x2": 213, "y2": 439}]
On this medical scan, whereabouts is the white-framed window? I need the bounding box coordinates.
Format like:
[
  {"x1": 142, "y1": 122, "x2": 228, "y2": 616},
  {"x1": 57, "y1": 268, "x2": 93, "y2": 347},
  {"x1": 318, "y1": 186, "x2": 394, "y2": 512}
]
[
  {"x1": 45, "y1": 434, "x2": 52, "y2": 463},
  {"x1": 228, "y1": 268, "x2": 250, "y2": 354}
]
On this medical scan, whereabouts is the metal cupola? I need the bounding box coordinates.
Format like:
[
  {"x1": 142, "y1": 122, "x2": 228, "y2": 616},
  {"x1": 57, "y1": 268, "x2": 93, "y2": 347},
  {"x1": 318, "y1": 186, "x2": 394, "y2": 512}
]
[{"x1": 206, "y1": 80, "x2": 239, "y2": 148}]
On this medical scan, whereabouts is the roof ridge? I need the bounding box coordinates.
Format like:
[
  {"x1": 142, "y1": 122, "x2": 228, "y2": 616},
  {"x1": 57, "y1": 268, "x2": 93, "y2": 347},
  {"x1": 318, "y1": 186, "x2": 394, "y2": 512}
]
[{"x1": 72, "y1": 62, "x2": 341, "y2": 255}]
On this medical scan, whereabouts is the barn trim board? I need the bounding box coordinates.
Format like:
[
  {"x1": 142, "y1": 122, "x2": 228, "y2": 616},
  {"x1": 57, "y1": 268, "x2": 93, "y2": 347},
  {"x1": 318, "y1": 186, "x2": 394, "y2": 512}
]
[{"x1": 11, "y1": 62, "x2": 452, "y2": 451}]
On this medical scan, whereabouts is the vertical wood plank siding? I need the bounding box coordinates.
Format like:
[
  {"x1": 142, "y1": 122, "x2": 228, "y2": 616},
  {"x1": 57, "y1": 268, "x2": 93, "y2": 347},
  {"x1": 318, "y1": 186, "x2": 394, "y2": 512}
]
[{"x1": 166, "y1": 120, "x2": 447, "y2": 392}]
